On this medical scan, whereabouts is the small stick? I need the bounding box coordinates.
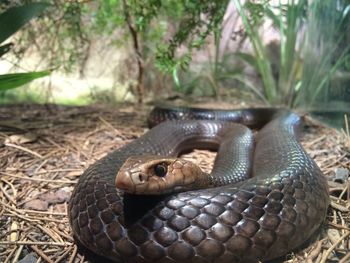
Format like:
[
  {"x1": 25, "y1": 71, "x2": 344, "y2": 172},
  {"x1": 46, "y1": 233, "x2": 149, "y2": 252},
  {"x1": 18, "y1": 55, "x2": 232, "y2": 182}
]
[
  {"x1": 68, "y1": 245, "x2": 78, "y2": 263},
  {"x1": 20, "y1": 209, "x2": 66, "y2": 216},
  {"x1": 36, "y1": 225, "x2": 64, "y2": 244},
  {"x1": 328, "y1": 222, "x2": 350, "y2": 231},
  {"x1": 304, "y1": 135, "x2": 326, "y2": 147},
  {"x1": 0, "y1": 241, "x2": 68, "y2": 246},
  {"x1": 4, "y1": 212, "x2": 68, "y2": 224},
  {"x1": 329, "y1": 200, "x2": 348, "y2": 213},
  {"x1": 306, "y1": 238, "x2": 326, "y2": 263},
  {"x1": 4, "y1": 142, "x2": 43, "y2": 159},
  {"x1": 339, "y1": 252, "x2": 350, "y2": 263},
  {"x1": 11, "y1": 244, "x2": 24, "y2": 263},
  {"x1": 54, "y1": 246, "x2": 73, "y2": 263},
  {"x1": 3, "y1": 246, "x2": 17, "y2": 263},
  {"x1": 30, "y1": 245, "x2": 55, "y2": 263},
  {"x1": 322, "y1": 153, "x2": 347, "y2": 169},
  {"x1": 0, "y1": 172, "x2": 76, "y2": 184},
  {"x1": 0, "y1": 178, "x2": 16, "y2": 205},
  {"x1": 4, "y1": 168, "x2": 82, "y2": 174},
  {"x1": 99, "y1": 116, "x2": 120, "y2": 134},
  {"x1": 319, "y1": 231, "x2": 350, "y2": 263}
]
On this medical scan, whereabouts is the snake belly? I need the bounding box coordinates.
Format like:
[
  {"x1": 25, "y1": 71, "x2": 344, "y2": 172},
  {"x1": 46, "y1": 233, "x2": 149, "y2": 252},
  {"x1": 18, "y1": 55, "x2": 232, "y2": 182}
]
[{"x1": 68, "y1": 107, "x2": 329, "y2": 263}]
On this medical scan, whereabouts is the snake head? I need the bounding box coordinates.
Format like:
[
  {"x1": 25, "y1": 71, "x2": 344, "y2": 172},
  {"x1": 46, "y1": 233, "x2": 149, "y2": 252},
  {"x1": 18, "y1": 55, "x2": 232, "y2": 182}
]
[{"x1": 115, "y1": 155, "x2": 205, "y2": 195}]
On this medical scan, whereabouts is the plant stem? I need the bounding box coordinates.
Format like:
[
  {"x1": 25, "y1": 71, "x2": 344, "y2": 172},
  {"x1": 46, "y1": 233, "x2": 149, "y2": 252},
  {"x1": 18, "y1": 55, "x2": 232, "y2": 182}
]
[
  {"x1": 232, "y1": 0, "x2": 277, "y2": 103},
  {"x1": 122, "y1": 0, "x2": 144, "y2": 104},
  {"x1": 213, "y1": 29, "x2": 221, "y2": 98}
]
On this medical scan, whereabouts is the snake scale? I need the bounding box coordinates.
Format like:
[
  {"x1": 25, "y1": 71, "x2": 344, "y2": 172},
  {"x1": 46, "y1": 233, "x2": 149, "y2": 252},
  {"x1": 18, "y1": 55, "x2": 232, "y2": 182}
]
[{"x1": 68, "y1": 107, "x2": 329, "y2": 263}]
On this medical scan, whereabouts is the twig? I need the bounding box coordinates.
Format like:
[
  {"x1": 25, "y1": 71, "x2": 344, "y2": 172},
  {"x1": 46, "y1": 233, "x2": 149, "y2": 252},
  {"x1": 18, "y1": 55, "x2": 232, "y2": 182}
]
[
  {"x1": 54, "y1": 246, "x2": 73, "y2": 263},
  {"x1": 0, "y1": 241, "x2": 68, "y2": 246},
  {"x1": 330, "y1": 197, "x2": 349, "y2": 212},
  {"x1": 4, "y1": 142, "x2": 43, "y2": 159},
  {"x1": 0, "y1": 172, "x2": 76, "y2": 184},
  {"x1": 0, "y1": 178, "x2": 16, "y2": 205},
  {"x1": 306, "y1": 238, "x2": 326, "y2": 263},
  {"x1": 121, "y1": 0, "x2": 144, "y2": 103},
  {"x1": 68, "y1": 245, "x2": 78, "y2": 263},
  {"x1": 328, "y1": 222, "x2": 350, "y2": 231},
  {"x1": 20, "y1": 209, "x2": 66, "y2": 216},
  {"x1": 3, "y1": 246, "x2": 17, "y2": 263},
  {"x1": 304, "y1": 134, "x2": 326, "y2": 147},
  {"x1": 30, "y1": 245, "x2": 55, "y2": 263},
  {"x1": 319, "y1": 231, "x2": 350, "y2": 263},
  {"x1": 11, "y1": 244, "x2": 24, "y2": 263},
  {"x1": 98, "y1": 116, "x2": 120, "y2": 134},
  {"x1": 322, "y1": 153, "x2": 347, "y2": 169},
  {"x1": 339, "y1": 252, "x2": 350, "y2": 263},
  {"x1": 4, "y1": 212, "x2": 68, "y2": 224},
  {"x1": 36, "y1": 224, "x2": 64, "y2": 244}
]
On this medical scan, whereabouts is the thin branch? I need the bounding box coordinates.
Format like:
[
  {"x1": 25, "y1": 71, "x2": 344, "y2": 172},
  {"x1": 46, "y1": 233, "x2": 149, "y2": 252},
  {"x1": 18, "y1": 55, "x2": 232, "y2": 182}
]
[{"x1": 122, "y1": 0, "x2": 144, "y2": 103}]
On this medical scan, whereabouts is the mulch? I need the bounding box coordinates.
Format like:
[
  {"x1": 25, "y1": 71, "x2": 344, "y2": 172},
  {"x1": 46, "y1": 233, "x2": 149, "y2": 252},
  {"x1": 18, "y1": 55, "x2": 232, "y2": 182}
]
[{"x1": 0, "y1": 103, "x2": 349, "y2": 263}]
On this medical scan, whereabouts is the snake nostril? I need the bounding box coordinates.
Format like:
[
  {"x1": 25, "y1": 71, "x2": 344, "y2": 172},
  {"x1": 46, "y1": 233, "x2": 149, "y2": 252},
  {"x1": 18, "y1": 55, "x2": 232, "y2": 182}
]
[{"x1": 138, "y1": 173, "x2": 147, "y2": 183}]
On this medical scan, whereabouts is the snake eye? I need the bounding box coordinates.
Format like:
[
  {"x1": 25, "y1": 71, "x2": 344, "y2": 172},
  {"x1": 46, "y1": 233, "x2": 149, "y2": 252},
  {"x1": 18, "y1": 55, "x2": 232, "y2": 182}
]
[{"x1": 154, "y1": 163, "x2": 167, "y2": 177}]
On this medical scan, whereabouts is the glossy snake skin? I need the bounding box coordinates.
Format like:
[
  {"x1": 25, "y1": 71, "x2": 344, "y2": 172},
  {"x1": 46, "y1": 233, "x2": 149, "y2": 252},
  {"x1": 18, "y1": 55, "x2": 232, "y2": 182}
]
[{"x1": 69, "y1": 107, "x2": 329, "y2": 263}]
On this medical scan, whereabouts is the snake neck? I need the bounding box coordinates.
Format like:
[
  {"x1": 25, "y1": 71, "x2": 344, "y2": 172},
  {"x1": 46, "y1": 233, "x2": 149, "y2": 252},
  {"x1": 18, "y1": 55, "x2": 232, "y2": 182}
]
[
  {"x1": 192, "y1": 171, "x2": 225, "y2": 189},
  {"x1": 207, "y1": 172, "x2": 245, "y2": 187}
]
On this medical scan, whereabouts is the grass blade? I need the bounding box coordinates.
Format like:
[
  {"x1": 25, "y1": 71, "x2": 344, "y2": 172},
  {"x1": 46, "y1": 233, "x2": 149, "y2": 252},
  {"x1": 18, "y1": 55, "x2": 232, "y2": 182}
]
[
  {"x1": 0, "y1": 3, "x2": 50, "y2": 44},
  {"x1": 0, "y1": 71, "x2": 51, "y2": 91},
  {"x1": 0, "y1": 43, "x2": 13, "y2": 58}
]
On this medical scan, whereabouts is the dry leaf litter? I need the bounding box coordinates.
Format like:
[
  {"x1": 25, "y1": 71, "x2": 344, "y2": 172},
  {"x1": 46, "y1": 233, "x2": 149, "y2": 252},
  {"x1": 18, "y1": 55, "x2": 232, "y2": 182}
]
[{"x1": 0, "y1": 104, "x2": 349, "y2": 263}]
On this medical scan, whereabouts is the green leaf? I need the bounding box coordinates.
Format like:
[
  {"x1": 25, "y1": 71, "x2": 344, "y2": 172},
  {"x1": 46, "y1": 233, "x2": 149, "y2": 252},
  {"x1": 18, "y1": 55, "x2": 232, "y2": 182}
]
[
  {"x1": 0, "y1": 3, "x2": 50, "y2": 44},
  {"x1": 264, "y1": 6, "x2": 283, "y2": 31},
  {"x1": 0, "y1": 70, "x2": 51, "y2": 91},
  {"x1": 0, "y1": 43, "x2": 13, "y2": 58},
  {"x1": 234, "y1": 52, "x2": 258, "y2": 71},
  {"x1": 172, "y1": 68, "x2": 181, "y2": 91}
]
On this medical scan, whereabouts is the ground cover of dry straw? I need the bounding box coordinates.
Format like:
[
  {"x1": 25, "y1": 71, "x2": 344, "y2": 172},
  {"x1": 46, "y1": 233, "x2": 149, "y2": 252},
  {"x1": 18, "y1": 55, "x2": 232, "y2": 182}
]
[{"x1": 0, "y1": 103, "x2": 349, "y2": 263}]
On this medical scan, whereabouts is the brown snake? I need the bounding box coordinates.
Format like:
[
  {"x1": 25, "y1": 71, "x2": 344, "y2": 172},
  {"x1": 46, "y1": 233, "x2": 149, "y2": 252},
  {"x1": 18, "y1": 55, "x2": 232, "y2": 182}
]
[{"x1": 69, "y1": 107, "x2": 329, "y2": 262}]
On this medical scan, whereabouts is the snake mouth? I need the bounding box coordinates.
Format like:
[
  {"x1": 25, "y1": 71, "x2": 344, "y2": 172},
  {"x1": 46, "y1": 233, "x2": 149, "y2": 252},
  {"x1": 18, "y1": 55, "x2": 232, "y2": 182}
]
[{"x1": 115, "y1": 171, "x2": 136, "y2": 193}]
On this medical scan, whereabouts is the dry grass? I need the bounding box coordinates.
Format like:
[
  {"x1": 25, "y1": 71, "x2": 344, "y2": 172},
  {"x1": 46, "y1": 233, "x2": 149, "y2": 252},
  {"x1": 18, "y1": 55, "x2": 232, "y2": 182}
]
[
  {"x1": 341, "y1": 114, "x2": 350, "y2": 153},
  {"x1": 0, "y1": 104, "x2": 349, "y2": 263}
]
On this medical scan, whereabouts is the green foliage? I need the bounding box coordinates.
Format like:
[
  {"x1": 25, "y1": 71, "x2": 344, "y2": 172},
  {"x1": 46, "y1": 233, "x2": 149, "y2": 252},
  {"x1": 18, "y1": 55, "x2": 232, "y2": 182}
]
[
  {"x1": 169, "y1": 0, "x2": 349, "y2": 107},
  {"x1": 0, "y1": 2, "x2": 51, "y2": 91},
  {"x1": 0, "y1": 43, "x2": 13, "y2": 58},
  {"x1": 155, "y1": 1, "x2": 229, "y2": 73},
  {"x1": 0, "y1": 71, "x2": 51, "y2": 91},
  {"x1": 229, "y1": 0, "x2": 349, "y2": 107},
  {"x1": 92, "y1": 0, "x2": 124, "y2": 34},
  {"x1": 87, "y1": 0, "x2": 231, "y2": 98},
  {"x1": 231, "y1": 0, "x2": 307, "y2": 105},
  {"x1": 91, "y1": 0, "x2": 228, "y2": 72},
  {"x1": 232, "y1": 2, "x2": 269, "y2": 103},
  {"x1": 0, "y1": 2, "x2": 50, "y2": 43},
  {"x1": 296, "y1": 0, "x2": 350, "y2": 108},
  {"x1": 2, "y1": 0, "x2": 90, "y2": 73},
  {"x1": 2, "y1": 0, "x2": 347, "y2": 106},
  {"x1": 178, "y1": 53, "x2": 248, "y2": 97}
]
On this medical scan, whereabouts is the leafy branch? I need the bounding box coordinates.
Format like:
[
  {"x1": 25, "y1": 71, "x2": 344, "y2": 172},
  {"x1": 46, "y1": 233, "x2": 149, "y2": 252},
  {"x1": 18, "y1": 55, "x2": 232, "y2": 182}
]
[{"x1": 0, "y1": 2, "x2": 51, "y2": 91}]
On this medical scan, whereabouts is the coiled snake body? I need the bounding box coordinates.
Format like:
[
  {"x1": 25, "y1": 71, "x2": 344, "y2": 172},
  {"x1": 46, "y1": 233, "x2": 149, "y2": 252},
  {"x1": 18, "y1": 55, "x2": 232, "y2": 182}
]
[{"x1": 69, "y1": 107, "x2": 329, "y2": 263}]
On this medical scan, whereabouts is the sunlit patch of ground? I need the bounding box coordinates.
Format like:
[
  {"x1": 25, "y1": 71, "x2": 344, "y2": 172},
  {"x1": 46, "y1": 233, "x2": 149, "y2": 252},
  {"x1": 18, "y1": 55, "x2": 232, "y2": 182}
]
[{"x1": 0, "y1": 73, "x2": 134, "y2": 105}]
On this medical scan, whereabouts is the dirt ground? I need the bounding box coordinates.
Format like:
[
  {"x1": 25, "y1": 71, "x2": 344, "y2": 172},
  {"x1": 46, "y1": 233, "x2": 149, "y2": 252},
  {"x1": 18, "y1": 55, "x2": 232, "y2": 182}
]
[{"x1": 0, "y1": 103, "x2": 349, "y2": 263}]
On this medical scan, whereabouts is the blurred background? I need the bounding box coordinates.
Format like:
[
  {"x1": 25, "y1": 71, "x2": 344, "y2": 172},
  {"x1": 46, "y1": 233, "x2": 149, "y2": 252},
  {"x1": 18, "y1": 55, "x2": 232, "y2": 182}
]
[{"x1": 0, "y1": 0, "x2": 349, "y2": 128}]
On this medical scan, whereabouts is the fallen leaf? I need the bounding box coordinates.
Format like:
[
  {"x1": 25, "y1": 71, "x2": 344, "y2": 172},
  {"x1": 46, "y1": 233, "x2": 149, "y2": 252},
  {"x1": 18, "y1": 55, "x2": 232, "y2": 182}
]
[
  {"x1": 23, "y1": 199, "x2": 48, "y2": 211},
  {"x1": 5, "y1": 133, "x2": 38, "y2": 144},
  {"x1": 39, "y1": 189, "x2": 70, "y2": 204}
]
